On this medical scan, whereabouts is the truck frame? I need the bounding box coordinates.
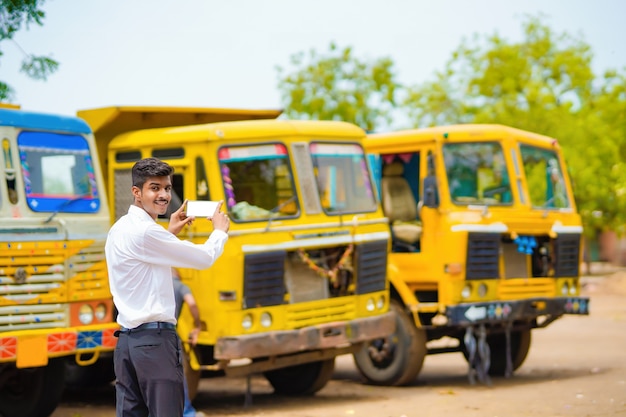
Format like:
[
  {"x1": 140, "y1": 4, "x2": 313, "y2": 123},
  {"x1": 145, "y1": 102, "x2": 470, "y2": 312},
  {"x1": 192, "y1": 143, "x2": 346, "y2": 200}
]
[
  {"x1": 0, "y1": 105, "x2": 118, "y2": 417},
  {"x1": 355, "y1": 124, "x2": 589, "y2": 386},
  {"x1": 78, "y1": 106, "x2": 395, "y2": 399}
]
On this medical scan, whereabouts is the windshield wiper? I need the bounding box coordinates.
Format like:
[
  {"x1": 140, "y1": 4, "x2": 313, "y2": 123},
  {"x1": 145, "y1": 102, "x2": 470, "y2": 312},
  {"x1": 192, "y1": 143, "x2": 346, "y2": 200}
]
[
  {"x1": 44, "y1": 194, "x2": 91, "y2": 224},
  {"x1": 482, "y1": 185, "x2": 510, "y2": 199},
  {"x1": 264, "y1": 195, "x2": 297, "y2": 232}
]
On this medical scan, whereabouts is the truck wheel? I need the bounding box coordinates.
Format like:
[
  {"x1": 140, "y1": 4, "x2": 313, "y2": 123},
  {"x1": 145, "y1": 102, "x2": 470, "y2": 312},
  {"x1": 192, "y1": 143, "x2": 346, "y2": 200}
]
[
  {"x1": 487, "y1": 329, "x2": 532, "y2": 375},
  {"x1": 264, "y1": 358, "x2": 335, "y2": 395},
  {"x1": 353, "y1": 299, "x2": 426, "y2": 386},
  {"x1": 0, "y1": 358, "x2": 66, "y2": 417}
]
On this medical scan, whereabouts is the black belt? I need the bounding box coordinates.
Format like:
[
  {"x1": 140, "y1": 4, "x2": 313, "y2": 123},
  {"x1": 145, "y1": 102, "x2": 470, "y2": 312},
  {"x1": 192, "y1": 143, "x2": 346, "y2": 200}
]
[{"x1": 115, "y1": 321, "x2": 176, "y2": 336}]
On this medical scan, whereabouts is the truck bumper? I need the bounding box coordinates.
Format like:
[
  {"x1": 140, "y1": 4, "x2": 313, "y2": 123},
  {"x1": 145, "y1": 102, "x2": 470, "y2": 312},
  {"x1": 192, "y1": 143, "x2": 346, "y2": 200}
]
[
  {"x1": 215, "y1": 312, "x2": 396, "y2": 360},
  {"x1": 0, "y1": 323, "x2": 119, "y2": 367},
  {"x1": 445, "y1": 297, "x2": 589, "y2": 327}
]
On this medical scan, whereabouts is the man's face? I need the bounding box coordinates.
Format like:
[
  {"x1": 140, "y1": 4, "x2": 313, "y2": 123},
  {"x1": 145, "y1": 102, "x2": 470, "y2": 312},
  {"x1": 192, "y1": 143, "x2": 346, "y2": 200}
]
[{"x1": 132, "y1": 175, "x2": 172, "y2": 219}]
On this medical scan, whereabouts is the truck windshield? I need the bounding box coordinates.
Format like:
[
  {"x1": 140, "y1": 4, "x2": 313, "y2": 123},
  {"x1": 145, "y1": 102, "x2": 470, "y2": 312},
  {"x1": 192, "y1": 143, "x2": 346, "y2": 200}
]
[
  {"x1": 18, "y1": 131, "x2": 101, "y2": 213},
  {"x1": 219, "y1": 143, "x2": 299, "y2": 221},
  {"x1": 519, "y1": 145, "x2": 571, "y2": 209},
  {"x1": 310, "y1": 142, "x2": 377, "y2": 214},
  {"x1": 443, "y1": 142, "x2": 512, "y2": 205}
]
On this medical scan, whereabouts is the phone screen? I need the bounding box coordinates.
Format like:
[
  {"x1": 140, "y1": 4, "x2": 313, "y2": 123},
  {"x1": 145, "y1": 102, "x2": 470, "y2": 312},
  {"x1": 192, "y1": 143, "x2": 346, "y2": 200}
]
[{"x1": 186, "y1": 200, "x2": 219, "y2": 218}]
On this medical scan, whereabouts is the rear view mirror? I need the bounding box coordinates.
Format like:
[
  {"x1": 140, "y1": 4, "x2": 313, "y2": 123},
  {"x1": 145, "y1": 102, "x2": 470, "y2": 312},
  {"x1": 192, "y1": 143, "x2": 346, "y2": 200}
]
[{"x1": 423, "y1": 175, "x2": 439, "y2": 208}]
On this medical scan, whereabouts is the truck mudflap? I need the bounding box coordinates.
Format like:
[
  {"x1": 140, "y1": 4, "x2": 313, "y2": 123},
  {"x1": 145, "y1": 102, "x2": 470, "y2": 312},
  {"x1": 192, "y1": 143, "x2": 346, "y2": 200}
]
[
  {"x1": 445, "y1": 297, "x2": 590, "y2": 327},
  {"x1": 215, "y1": 312, "x2": 396, "y2": 360}
]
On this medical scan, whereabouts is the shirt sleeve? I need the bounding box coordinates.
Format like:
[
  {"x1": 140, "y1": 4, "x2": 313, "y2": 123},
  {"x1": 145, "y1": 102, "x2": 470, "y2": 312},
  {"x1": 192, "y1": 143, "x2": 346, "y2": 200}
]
[{"x1": 140, "y1": 224, "x2": 228, "y2": 270}]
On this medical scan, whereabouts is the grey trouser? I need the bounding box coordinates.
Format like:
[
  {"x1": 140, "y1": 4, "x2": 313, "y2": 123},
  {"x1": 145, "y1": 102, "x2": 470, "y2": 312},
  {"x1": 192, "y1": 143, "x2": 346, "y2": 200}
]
[{"x1": 114, "y1": 327, "x2": 184, "y2": 417}]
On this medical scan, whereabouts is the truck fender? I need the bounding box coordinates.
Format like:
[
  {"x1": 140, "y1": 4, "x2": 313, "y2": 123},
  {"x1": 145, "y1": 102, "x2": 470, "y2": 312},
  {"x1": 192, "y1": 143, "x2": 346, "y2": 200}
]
[{"x1": 387, "y1": 264, "x2": 423, "y2": 327}]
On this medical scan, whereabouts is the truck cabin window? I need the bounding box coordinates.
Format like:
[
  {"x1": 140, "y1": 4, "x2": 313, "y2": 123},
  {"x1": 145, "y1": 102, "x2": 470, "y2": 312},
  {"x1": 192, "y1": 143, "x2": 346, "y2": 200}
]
[
  {"x1": 519, "y1": 145, "x2": 570, "y2": 209},
  {"x1": 443, "y1": 142, "x2": 512, "y2": 205},
  {"x1": 218, "y1": 143, "x2": 298, "y2": 221},
  {"x1": 18, "y1": 131, "x2": 100, "y2": 213},
  {"x1": 310, "y1": 142, "x2": 377, "y2": 214}
]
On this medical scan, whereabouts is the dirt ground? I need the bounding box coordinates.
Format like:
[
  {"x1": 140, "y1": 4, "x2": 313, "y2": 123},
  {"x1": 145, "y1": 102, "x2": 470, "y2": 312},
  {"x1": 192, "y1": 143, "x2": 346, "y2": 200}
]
[{"x1": 52, "y1": 268, "x2": 626, "y2": 417}]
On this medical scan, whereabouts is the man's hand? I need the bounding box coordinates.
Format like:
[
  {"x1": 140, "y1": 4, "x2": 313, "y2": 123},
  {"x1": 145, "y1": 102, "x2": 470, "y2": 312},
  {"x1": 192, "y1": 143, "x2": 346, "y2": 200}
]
[
  {"x1": 188, "y1": 327, "x2": 201, "y2": 346},
  {"x1": 210, "y1": 201, "x2": 230, "y2": 233},
  {"x1": 168, "y1": 199, "x2": 194, "y2": 235}
]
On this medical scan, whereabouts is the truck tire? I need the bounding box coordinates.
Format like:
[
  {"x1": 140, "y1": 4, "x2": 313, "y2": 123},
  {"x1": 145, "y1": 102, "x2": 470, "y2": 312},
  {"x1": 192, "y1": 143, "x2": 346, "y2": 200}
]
[
  {"x1": 0, "y1": 358, "x2": 66, "y2": 417},
  {"x1": 353, "y1": 299, "x2": 426, "y2": 386},
  {"x1": 263, "y1": 358, "x2": 335, "y2": 395},
  {"x1": 487, "y1": 329, "x2": 532, "y2": 375}
]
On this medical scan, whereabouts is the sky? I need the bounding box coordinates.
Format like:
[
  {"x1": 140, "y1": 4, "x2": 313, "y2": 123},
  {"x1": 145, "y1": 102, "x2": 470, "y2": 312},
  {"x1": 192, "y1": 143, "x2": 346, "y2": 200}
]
[{"x1": 2, "y1": 0, "x2": 626, "y2": 120}]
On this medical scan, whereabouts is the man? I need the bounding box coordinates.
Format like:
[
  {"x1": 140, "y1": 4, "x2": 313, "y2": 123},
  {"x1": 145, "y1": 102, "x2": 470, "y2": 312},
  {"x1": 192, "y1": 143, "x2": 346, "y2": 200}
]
[
  {"x1": 105, "y1": 157, "x2": 229, "y2": 417},
  {"x1": 172, "y1": 268, "x2": 205, "y2": 417}
]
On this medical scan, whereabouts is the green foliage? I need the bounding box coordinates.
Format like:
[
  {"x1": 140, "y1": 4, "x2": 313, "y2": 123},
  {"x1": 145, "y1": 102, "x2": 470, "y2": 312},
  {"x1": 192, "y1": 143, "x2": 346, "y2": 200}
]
[
  {"x1": 403, "y1": 14, "x2": 626, "y2": 236},
  {"x1": 20, "y1": 54, "x2": 58, "y2": 79},
  {"x1": 0, "y1": 81, "x2": 13, "y2": 100},
  {"x1": 0, "y1": 0, "x2": 58, "y2": 101},
  {"x1": 579, "y1": 70, "x2": 626, "y2": 234},
  {"x1": 276, "y1": 42, "x2": 400, "y2": 131},
  {"x1": 0, "y1": 0, "x2": 45, "y2": 38},
  {"x1": 404, "y1": 15, "x2": 595, "y2": 130}
]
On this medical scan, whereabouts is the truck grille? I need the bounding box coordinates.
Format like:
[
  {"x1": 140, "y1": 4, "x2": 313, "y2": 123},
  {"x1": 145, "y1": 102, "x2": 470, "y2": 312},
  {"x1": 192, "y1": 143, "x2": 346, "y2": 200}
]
[
  {"x1": 466, "y1": 233, "x2": 500, "y2": 279},
  {"x1": 497, "y1": 280, "x2": 555, "y2": 299},
  {"x1": 67, "y1": 240, "x2": 111, "y2": 300},
  {"x1": 355, "y1": 240, "x2": 387, "y2": 294},
  {"x1": 286, "y1": 297, "x2": 355, "y2": 328},
  {"x1": 0, "y1": 304, "x2": 68, "y2": 331},
  {"x1": 243, "y1": 251, "x2": 286, "y2": 308},
  {"x1": 0, "y1": 240, "x2": 108, "y2": 331},
  {"x1": 554, "y1": 234, "x2": 581, "y2": 277}
]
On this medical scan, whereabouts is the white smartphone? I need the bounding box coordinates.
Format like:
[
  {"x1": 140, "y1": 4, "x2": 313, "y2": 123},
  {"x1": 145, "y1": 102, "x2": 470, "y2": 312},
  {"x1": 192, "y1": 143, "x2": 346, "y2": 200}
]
[{"x1": 185, "y1": 200, "x2": 220, "y2": 218}]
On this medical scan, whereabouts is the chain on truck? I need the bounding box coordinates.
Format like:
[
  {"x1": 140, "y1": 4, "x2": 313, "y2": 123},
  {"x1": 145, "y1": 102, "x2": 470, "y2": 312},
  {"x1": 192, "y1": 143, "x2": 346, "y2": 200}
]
[
  {"x1": 0, "y1": 104, "x2": 119, "y2": 417},
  {"x1": 77, "y1": 106, "x2": 395, "y2": 400},
  {"x1": 355, "y1": 124, "x2": 590, "y2": 386}
]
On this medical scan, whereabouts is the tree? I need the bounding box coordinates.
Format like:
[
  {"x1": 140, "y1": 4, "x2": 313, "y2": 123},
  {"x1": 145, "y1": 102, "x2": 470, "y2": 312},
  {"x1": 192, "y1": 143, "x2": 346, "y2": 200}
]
[
  {"x1": 581, "y1": 70, "x2": 626, "y2": 234},
  {"x1": 0, "y1": 0, "x2": 58, "y2": 101},
  {"x1": 276, "y1": 42, "x2": 400, "y2": 132},
  {"x1": 403, "y1": 14, "x2": 626, "y2": 238}
]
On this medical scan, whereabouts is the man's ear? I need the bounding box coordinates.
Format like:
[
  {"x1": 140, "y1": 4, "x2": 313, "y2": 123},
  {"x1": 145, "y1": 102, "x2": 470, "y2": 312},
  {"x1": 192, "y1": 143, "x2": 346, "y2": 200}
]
[{"x1": 131, "y1": 185, "x2": 141, "y2": 200}]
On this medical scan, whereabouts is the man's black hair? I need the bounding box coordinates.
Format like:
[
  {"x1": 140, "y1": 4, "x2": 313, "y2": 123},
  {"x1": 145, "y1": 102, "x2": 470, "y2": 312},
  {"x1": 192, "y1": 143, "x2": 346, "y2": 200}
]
[{"x1": 132, "y1": 158, "x2": 174, "y2": 188}]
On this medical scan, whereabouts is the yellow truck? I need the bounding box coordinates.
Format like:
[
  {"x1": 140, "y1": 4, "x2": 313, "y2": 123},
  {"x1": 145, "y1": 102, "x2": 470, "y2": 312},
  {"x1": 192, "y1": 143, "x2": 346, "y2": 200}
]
[
  {"x1": 78, "y1": 106, "x2": 394, "y2": 398},
  {"x1": 0, "y1": 105, "x2": 118, "y2": 417},
  {"x1": 356, "y1": 124, "x2": 589, "y2": 385}
]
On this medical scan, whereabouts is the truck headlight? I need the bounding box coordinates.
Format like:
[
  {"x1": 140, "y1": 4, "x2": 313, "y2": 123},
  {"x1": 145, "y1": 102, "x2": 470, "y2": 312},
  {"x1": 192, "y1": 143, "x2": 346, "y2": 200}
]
[
  {"x1": 461, "y1": 284, "x2": 472, "y2": 299},
  {"x1": 260, "y1": 312, "x2": 272, "y2": 328},
  {"x1": 95, "y1": 303, "x2": 107, "y2": 321},
  {"x1": 242, "y1": 314, "x2": 253, "y2": 330},
  {"x1": 477, "y1": 283, "x2": 488, "y2": 298},
  {"x1": 79, "y1": 304, "x2": 94, "y2": 325},
  {"x1": 377, "y1": 295, "x2": 385, "y2": 310}
]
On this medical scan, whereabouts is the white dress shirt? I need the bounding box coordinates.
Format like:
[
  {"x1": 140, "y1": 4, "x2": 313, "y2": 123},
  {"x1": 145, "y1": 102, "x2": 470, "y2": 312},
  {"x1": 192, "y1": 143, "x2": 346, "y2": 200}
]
[{"x1": 105, "y1": 205, "x2": 228, "y2": 329}]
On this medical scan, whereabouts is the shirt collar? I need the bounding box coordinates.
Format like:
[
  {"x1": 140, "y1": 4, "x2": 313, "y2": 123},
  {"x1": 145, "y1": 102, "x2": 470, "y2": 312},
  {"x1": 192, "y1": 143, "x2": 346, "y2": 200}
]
[{"x1": 128, "y1": 204, "x2": 156, "y2": 222}]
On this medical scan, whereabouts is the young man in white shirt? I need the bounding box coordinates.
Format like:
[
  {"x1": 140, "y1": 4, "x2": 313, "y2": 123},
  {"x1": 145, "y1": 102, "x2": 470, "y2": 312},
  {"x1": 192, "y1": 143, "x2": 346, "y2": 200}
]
[{"x1": 105, "y1": 157, "x2": 229, "y2": 417}]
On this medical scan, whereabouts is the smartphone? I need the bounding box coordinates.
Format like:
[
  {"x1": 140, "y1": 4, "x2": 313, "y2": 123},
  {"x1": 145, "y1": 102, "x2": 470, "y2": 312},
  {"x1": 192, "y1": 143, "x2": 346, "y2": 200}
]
[{"x1": 185, "y1": 200, "x2": 220, "y2": 218}]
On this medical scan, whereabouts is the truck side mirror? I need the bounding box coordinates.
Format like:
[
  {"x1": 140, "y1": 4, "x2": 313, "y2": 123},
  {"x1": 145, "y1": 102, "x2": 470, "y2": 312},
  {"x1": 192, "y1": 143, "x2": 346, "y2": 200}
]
[
  {"x1": 423, "y1": 175, "x2": 439, "y2": 208},
  {"x1": 423, "y1": 151, "x2": 439, "y2": 208}
]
